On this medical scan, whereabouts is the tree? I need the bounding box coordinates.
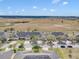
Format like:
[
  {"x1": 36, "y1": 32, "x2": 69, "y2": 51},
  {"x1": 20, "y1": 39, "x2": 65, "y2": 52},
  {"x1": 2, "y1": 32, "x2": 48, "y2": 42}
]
[
  {"x1": 47, "y1": 35, "x2": 56, "y2": 48},
  {"x1": 19, "y1": 43, "x2": 24, "y2": 48},
  {"x1": 10, "y1": 28, "x2": 14, "y2": 31},
  {"x1": 0, "y1": 38, "x2": 6, "y2": 43},
  {"x1": 4, "y1": 29, "x2": 7, "y2": 32},
  {"x1": 56, "y1": 35, "x2": 67, "y2": 44},
  {"x1": 32, "y1": 45, "x2": 42, "y2": 53},
  {"x1": 69, "y1": 35, "x2": 76, "y2": 44},
  {"x1": 41, "y1": 37, "x2": 47, "y2": 45},
  {"x1": 18, "y1": 41, "x2": 25, "y2": 51},
  {"x1": 4, "y1": 28, "x2": 15, "y2": 32},
  {"x1": 75, "y1": 35, "x2": 79, "y2": 43},
  {"x1": 13, "y1": 48, "x2": 17, "y2": 53},
  {"x1": 32, "y1": 29, "x2": 38, "y2": 32},
  {"x1": 30, "y1": 35, "x2": 38, "y2": 45},
  {"x1": 61, "y1": 19, "x2": 64, "y2": 23}
]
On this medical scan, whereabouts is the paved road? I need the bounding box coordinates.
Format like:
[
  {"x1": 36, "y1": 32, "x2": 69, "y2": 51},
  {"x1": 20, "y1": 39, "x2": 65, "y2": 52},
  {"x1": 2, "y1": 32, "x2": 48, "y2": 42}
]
[
  {"x1": 13, "y1": 51, "x2": 59, "y2": 59},
  {"x1": 1, "y1": 41, "x2": 16, "y2": 48}
]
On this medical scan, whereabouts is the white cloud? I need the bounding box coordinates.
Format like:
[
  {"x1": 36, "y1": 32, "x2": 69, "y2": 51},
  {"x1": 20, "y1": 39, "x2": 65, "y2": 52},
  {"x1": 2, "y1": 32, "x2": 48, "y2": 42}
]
[
  {"x1": 42, "y1": 8, "x2": 47, "y2": 11},
  {"x1": 15, "y1": 11, "x2": 19, "y2": 13},
  {"x1": 33, "y1": 6, "x2": 37, "y2": 9},
  {"x1": 52, "y1": 0, "x2": 68, "y2": 5},
  {"x1": 50, "y1": 9, "x2": 55, "y2": 12},
  {"x1": 63, "y1": 1, "x2": 68, "y2": 5},
  {"x1": 52, "y1": 0, "x2": 61, "y2": 4},
  {"x1": 22, "y1": 9, "x2": 25, "y2": 12},
  {"x1": 8, "y1": 6, "x2": 11, "y2": 10}
]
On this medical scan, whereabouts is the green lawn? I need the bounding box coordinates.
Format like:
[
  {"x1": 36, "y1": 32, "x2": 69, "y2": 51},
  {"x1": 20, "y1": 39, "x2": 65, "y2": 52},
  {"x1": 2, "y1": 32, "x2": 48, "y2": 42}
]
[{"x1": 54, "y1": 48, "x2": 65, "y2": 59}]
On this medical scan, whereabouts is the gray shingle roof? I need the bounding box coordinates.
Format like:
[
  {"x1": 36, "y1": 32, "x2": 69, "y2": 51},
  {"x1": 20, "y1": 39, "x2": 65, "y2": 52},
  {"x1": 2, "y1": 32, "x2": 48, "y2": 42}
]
[
  {"x1": 52, "y1": 32, "x2": 64, "y2": 36},
  {"x1": 14, "y1": 51, "x2": 59, "y2": 59},
  {"x1": 24, "y1": 55, "x2": 51, "y2": 59},
  {"x1": 0, "y1": 50, "x2": 13, "y2": 59},
  {"x1": 17, "y1": 32, "x2": 41, "y2": 38}
]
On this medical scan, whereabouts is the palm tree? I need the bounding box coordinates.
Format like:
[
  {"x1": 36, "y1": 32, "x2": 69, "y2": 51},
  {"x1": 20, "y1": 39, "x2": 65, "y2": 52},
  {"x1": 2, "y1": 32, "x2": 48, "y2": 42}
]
[
  {"x1": 30, "y1": 35, "x2": 38, "y2": 46},
  {"x1": 56, "y1": 35, "x2": 67, "y2": 44},
  {"x1": 68, "y1": 34, "x2": 76, "y2": 44},
  {"x1": 41, "y1": 37, "x2": 47, "y2": 45},
  {"x1": 47, "y1": 34, "x2": 56, "y2": 48}
]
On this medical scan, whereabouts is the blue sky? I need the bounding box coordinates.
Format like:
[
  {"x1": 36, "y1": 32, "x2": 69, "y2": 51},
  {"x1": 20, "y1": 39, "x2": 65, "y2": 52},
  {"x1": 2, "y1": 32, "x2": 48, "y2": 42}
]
[{"x1": 0, "y1": 0, "x2": 79, "y2": 16}]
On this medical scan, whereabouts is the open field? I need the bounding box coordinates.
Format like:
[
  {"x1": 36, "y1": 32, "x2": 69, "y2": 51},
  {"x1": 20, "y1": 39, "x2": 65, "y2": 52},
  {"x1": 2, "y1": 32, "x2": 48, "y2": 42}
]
[
  {"x1": 0, "y1": 18, "x2": 79, "y2": 31},
  {"x1": 55, "y1": 48, "x2": 79, "y2": 59}
]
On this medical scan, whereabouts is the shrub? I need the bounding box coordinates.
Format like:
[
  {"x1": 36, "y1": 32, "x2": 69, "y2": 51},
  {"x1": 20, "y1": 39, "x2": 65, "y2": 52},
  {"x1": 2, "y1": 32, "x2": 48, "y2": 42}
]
[{"x1": 32, "y1": 46, "x2": 42, "y2": 53}]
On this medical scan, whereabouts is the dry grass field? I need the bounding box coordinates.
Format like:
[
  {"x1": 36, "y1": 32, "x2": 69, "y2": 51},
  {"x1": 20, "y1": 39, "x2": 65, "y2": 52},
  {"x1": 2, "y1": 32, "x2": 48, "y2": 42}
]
[
  {"x1": 0, "y1": 18, "x2": 79, "y2": 32},
  {"x1": 60, "y1": 48, "x2": 79, "y2": 59}
]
